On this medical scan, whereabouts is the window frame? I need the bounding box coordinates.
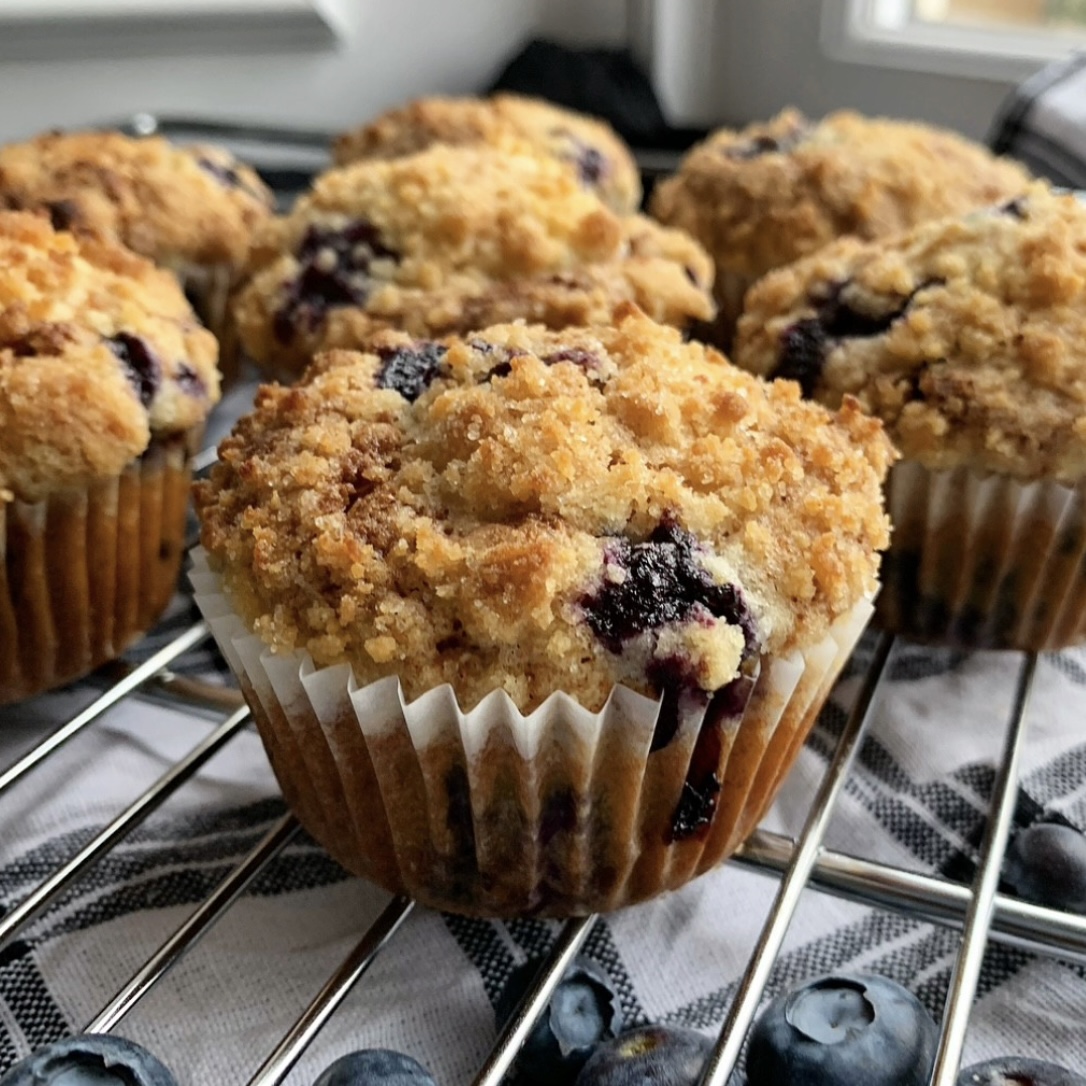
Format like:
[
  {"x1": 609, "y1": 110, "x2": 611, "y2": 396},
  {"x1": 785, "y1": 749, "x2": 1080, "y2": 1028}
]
[{"x1": 822, "y1": 0, "x2": 1086, "y2": 81}]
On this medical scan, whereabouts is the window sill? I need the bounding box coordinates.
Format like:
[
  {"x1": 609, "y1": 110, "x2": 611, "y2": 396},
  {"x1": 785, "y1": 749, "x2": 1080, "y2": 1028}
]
[
  {"x1": 822, "y1": 0, "x2": 1084, "y2": 81},
  {"x1": 0, "y1": 0, "x2": 350, "y2": 61}
]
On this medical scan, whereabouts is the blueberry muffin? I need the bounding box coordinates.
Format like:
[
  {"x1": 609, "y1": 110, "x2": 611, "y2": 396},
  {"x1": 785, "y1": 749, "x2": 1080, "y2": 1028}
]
[
  {"x1": 0, "y1": 130, "x2": 274, "y2": 382},
  {"x1": 332, "y1": 93, "x2": 642, "y2": 214},
  {"x1": 651, "y1": 108, "x2": 1032, "y2": 346},
  {"x1": 192, "y1": 306, "x2": 891, "y2": 915},
  {"x1": 233, "y1": 143, "x2": 713, "y2": 382},
  {"x1": 734, "y1": 183, "x2": 1086, "y2": 650},
  {"x1": 0, "y1": 211, "x2": 219, "y2": 704}
]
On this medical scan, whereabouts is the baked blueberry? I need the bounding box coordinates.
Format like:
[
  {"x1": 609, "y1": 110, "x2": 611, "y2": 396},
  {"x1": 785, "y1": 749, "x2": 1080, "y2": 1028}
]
[
  {"x1": 575, "y1": 1025, "x2": 712, "y2": 1086},
  {"x1": 106, "y1": 333, "x2": 160, "y2": 407},
  {"x1": 375, "y1": 342, "x2": 447, "y2": 402},
  {"x1": 581, "y1": 520, "x2": 756, "y2": 657},
  {"x1": 957, "y1": 1057, "x2": 1086, "y2": 1086},
  {"x1": 770, "y1": 280, "x2": 940, "y2": 398},
  {"x1": 543, "y1": 348, "x2": 600, "y2": 371},
  {"x1": 274, "y1": 220, "x2": 397, "y2": 343},
  {"x1": 0, "y1": 1034, "x2": 177, "y2": 1085},
  {"x1": 1003, "y1": 822, "x2": 1086, "y2": 913},
  {"x1": 313, "y1": 1050, "x2": 437, "y2": 1086},
  {"x1": 746, "y1": 973, "x2": 938, "y2": 1086},
  {"x1": 495, "y1": 956, "x2": 622, "y2": 1085}
]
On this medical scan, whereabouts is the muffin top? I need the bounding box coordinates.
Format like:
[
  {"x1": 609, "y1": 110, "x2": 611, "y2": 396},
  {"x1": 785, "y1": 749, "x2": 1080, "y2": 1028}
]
[
  {"x1": 651, "y1": 108, "x2": 1033, "y2": 287},
  {"x1": 197, "y1": 307, "x2": 891, "y2": 715},
  {"x1": 233, "y1": 143, "x2": 713, "y2": 380},
  {"x1": 0, "y1": 211, "x2": 220, "y2": 503},
  {"x1": 0, "y1": 131, "x2": 274, "y2": 273},
  {"x1": 332, "y1": 93, "x2": 642, "y2": 214},
  {"x1": 733, "y1": 185, "x2": 1086, "y2": 482}
]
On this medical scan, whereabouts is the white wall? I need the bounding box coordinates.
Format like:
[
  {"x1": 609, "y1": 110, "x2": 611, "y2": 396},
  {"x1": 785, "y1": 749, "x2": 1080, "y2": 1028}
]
[{"x1": 0, "y1": 0, "x2": 569, "y2": 142}]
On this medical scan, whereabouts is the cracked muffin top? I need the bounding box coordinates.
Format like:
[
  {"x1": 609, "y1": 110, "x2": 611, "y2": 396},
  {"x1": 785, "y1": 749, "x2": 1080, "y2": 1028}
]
[
  {"x1": 0, "y1": 130, "x2": 274, "y2": 274},
  {"x1": 196, "y1": 307, "x2": 891, "y2": 715},
  {"x1": 0, "y1": 211, "x2": 220, "y2": 502},
  {"x1": 332, "y1": 93, "x2": 642, "y2": 214},
  {"x1": 733, "y1": 184, "x2": 1086, "y2": 482},
  {"x1": 233, "y1": 143, "x2": 713, "y2": 381},
  {"x1": 650, "y1": 108, "x2": 1033, "y2": 287}
]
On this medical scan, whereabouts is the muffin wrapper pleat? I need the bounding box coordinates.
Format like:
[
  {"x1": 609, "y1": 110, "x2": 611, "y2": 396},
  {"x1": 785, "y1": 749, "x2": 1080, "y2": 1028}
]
[
  {"x1": 877, "y1": 461, "x2": 1086, "y2": 650},
  {"x1": 0, "y1": 434, "x2": 196, "y2": 706},
  {"x1": 191, "y1": 547, "x2": 873, "y2": 917}
]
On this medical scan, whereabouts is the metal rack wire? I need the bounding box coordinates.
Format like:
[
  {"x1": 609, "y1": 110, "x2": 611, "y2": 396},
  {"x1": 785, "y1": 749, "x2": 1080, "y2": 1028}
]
[{"x1": 2, "y1": 118, "x2": 1086, "y2": 1086}]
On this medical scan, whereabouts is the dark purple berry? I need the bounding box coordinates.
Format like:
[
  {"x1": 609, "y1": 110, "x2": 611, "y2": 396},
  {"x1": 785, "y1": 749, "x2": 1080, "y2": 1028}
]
[
  {"x1": 174, "y1": 362, "x2": 206, "y2": 398},
  {"x1": 197, "y1": 155, "x2": 244, "y2": 190},
  {"x1": 770, "y1": 279, "x2": 942, "y2": 398},
  {"x1": 1003, "y1": 822, "x2": 1086, "y2": 913},
  {"x1": 106, "y1": 333, "x2": 160, "y2": 407},
  {"x1": 746, "y1": 973, "x2": 939, "y2": 1086},
  {"x1": 313, "y1": 1049, "x2": 437, "y2": 1086},
  {"x1": 997, "y1": 196, "x2": 1029, "y2": 220},
  {"x1": 273, "y1": 220, "x2": 397, "y2": 344},
  {"x1": 0, "y1": 1034, "x2": 178, "y2": 1085},
  {"x1": 576, "y1": 1025, "x2": 712, "y2": 1086},
  {"x1": 726, "y1": 122, "x2": 809, "y2": 160},
  {"x1": 581, "y1": 520, "x2": 756, "y2": 657},
  {"x1": 555, "y1": 130, "x2": 609, "y2": 187},
  {"x1": 957, "y1": 1057, "x2": 1086, "y2": 1086},
  {"x1": 667, "y1": 669, "x2": 757, "y2": 840},
  {"x1": 543, "y1": 348, "x2": 600, "y2": 371},
  {"x1": 375, "y1": 342, "x2": 447, "y2": 402},
  {"x1": 496, "y1": 956, "x2": 622, "y2": 1086}
]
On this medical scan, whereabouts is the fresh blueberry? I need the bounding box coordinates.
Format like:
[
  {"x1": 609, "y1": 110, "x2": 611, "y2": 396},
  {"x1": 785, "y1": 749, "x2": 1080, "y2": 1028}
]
[
  {"x1": 0, "y1": 1034, "x2": 178, "y2": 1085},
  {"x1": 1003, "y1": 822, "x2": 1086, "y2": 913},
  {"x1": 575, "y1": 1025, "x2": 712, "y2": 1086},
  {"x1": 746, "y1": 973, "x2": 938, "y2": 1086},
  {"x1": 312, "y1": 1049, "x2": 437, "y2": 1086},
  {"x1": 106, "y1": 333, "x2": 160, "y2": 407},
  {"x1": 581, "y1": 519, "x2": 757, "y2": 658},
  {"x1": 375, "y1": 342, "x2": 447, "y2": 402},
  {"x1": 273, "y1": 220, "x2": 397, "y2": 344},
  {"x1": 957, "y1": 1056, "x2": 1086, "y2": 1086},
  {"x1": 495, "y1": 956, "x2": 622, "y2": 1086}
]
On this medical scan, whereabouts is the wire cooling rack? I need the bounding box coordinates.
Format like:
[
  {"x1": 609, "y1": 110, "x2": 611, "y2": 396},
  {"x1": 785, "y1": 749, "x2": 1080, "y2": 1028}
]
[{"x1": 3, "y1": 117, "x2": 1086, "y2": 1086}]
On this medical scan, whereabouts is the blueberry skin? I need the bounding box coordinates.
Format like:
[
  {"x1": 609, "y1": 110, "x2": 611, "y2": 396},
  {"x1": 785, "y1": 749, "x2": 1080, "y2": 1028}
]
[
  {"x1": 495, "y1": 956, "x2": 622, "y2": 1085},
  {"x1": 957, "y1": 1057, "x2": 1086, "y2": 1086},
  {"x1": 0, "y1": 1034, "x2": 177, "y2": 1086},
  {"x1": 1004, "y1": 823, "x2": 1086, "y2": 913},
  {"x1": 575, "y1": 1025, "x2": 712, "y2": 1086},
  {"x1": 312, "y1": 1049, "x2": 437, "y2": 1086},
  {"x1": 746, "y1": 973, "x2": 938, "y2": 1086}
]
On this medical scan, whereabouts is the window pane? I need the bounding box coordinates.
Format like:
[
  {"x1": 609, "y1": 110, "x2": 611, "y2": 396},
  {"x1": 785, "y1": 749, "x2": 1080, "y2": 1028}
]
[{"x1": 914, "y1": 0, "x2": 1086, "y2": 30}]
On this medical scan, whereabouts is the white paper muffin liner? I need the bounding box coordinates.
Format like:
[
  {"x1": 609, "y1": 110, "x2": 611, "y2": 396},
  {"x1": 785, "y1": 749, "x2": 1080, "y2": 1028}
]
[
  {"x1": 191, "y1": 547, "x2": 873, "y2": 916},
  {"x1": 878, "y1": 460, "x2": 1086, "y2": 650},
  {"x1": 0, "y1": 433, "x2": 196, "y2": 705}
]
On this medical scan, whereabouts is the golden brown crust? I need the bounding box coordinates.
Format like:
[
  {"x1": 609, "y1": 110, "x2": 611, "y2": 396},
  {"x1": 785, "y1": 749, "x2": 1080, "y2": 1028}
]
[
  {"x1": 0, "y1": 211, "x2": 219, "y2": 501},
  {"x1": 332, "y1": 93, "x2": 642, "y2": 214},
  {"x1": 733, "y1": 184, "x2": 1086, "y2": 482},
  {"x1": 651, "y1": 108, "x2": 1033, "y2": 294},
  {"x1": 233, "y1": 144, "x2": 713, "y2": 380},
  {"x1": 196, "y1": 308, "x2": 891, "y2": 713},
  {"x1": 0, "y1": 131, "x2": 274, "y2": 274}
]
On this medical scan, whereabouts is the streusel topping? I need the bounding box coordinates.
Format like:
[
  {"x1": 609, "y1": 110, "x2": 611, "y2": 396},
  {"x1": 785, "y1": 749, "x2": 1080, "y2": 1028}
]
[
  {"x1": 233, "y1": 143, "x2": 713, "y2": 380},
  {"x1": 197, "y1": 308, "x2": 890, "y2": 713},
  {"x1": 651, "y1": 108, "x2": 1032, "y2": 285},
  {"x1": 332, "y1": 93, "x2": 642, "y2": 214},
  {"x1": 0, "y1": 131, "x2": 274, "y2": 272},
  {"x1": 0, "y1": 211, "x2": 219, "y2": 501},
  {"x1": 734, "y1": 184, "x2": 1086, "y2": 481}
]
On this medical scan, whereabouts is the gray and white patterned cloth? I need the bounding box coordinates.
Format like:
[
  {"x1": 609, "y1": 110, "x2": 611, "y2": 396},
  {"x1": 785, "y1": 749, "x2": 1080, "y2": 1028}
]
[{"x1": 6, "y1": 63, "x2": 1086, "y2": 1082}]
